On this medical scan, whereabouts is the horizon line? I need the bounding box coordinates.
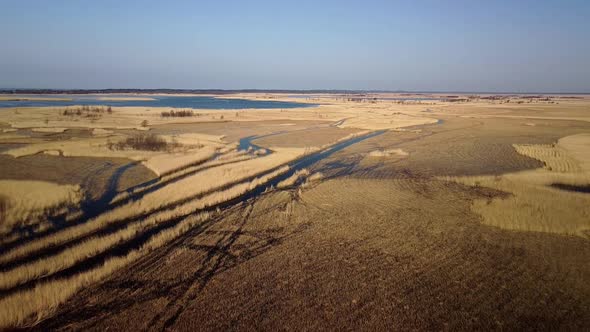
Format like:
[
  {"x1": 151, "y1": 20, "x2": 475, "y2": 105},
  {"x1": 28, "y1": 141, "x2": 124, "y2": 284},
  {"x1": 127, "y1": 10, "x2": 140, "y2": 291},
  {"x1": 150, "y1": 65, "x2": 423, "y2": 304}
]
[{"x1": 1, "y1": 88, "x2": 589, "y2": 95}]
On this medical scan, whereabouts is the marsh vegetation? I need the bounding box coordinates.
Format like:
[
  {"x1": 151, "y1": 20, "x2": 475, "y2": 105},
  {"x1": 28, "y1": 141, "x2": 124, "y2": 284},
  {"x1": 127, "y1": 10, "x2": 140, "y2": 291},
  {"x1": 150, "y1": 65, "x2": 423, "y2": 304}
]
[{"x1": 0, "y1": 93, "x2": 589, "y2": 330}]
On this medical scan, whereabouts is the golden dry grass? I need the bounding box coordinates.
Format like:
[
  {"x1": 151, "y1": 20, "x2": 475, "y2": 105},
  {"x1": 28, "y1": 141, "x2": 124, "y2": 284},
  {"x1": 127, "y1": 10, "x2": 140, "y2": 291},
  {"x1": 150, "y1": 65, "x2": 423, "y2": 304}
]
[
  {"x1": 0, "y1": 212, "x2": 211, "y2": 328},
  {"x1": 4, "y1": 94, "x2": 590, "y2": 330},
  {"x1": 3, "y1": 136, "x2": 157, "y2": 160},
  {"x1": 441, "y1": 133, "x2": 590, "y2": 237},
  {"x1": 91, "y1": 128, "x2": 114, "y2": 136},
  {"x1": 108, "y1": 149, "x2": 303, "y2": 217},
  {"x1": 3, "y1": 134, "x2": 225, "y2": 178},
  {"x1": 142, "y1": 146, "x2": 217, "y2": 176},
  {"x1": 0, "y1": 163, "x2": 293, "y2": 328},
  {"x1": 0, "y1": 180, "x2": 82, "y2": 234},
  {"x1": 277, "y1": 169, "x2": 310, "y2": 188},
  {"x1": 513, "y1": 144, "x2": 579, "y2": 172},
  {"x1": 110, "y1": 150, "x2": 252, "y2": 204},
  {"x1": 0, "y1": 154, "x2": 292, "y2": 265},
  {"x1": 0, "y1": 164, "x2": 290, "y2": 290}
]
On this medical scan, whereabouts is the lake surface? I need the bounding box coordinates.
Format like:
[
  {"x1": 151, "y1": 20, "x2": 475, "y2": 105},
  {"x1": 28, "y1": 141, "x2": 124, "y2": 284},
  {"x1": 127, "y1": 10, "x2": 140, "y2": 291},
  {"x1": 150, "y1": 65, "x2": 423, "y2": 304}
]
[
  {"x1": 0, "y1": 95, "x2": 314, "y2": 109},
  {"x1": 288, "y1": 95, "x2": 440, "y2": 101}
]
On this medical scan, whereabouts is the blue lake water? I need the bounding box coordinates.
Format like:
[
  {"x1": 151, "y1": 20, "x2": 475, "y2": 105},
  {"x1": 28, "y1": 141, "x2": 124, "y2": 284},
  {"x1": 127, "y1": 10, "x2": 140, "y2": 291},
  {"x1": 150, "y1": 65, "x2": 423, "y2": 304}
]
[
  {"x1": 0, "y1": 95, "x2": 315, "y2": 109},
  {"x1": 288, "y1": 95, "x2": 440, "y2": 101},
  {"x1": 379, "y1": 97, "x2": 440, "y2": 101}
]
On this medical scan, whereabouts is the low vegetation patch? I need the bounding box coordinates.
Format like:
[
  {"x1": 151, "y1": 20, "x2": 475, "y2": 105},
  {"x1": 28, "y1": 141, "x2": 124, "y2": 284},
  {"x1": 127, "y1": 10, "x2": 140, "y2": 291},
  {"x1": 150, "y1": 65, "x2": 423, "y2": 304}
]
[
  {"x1": 0, "y1": 180, "x2": 82, "y2": 235},
  {"x1": 108, "y1": 133, "x2": 178, "y2": 151},
  {"x1": 62, "y1": 106, "x2": 112, "y2": 118},
  {"x1": 161, "y1": 109, "x2": 195, "y2": 117},
  {"x1": 277, "y1": 169, "x2": 310, "y2": 188}
]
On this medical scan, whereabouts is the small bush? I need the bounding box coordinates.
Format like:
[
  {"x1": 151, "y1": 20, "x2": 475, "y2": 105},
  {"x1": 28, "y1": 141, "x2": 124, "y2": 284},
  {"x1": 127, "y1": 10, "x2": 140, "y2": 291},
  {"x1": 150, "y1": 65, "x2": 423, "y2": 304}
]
[
  {"x1": 63, "y1": 106, "x2": 110, "y2": 117},
  {"x1": 161, "y1": 110, "x2": 194, "y2": 117},
  {"x1": 108, "y1": 133, "x2": 174, "y2": 151}
]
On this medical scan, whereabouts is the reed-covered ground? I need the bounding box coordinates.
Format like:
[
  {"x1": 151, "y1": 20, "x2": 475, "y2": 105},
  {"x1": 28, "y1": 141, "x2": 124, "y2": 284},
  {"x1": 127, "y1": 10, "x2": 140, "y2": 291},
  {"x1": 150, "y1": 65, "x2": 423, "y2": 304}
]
[{"x1": 0, "y1": 93, "x2": 589, "y2": 330}]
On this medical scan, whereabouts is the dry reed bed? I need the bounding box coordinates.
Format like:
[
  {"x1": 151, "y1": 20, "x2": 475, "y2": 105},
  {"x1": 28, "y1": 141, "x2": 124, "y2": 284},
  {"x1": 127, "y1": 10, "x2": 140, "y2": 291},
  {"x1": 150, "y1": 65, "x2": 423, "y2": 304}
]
[
  {"x1": 441, "y1": 134, "x2": 590, "y2": 237},
  {"x1": 0, "y1": 132, "x2": 367, "y2": 328},
  {"x1": 142, "y1": 146, "x2": 217, "y2": 176},
  {"x1": 300, "y1": 172, "x2": 324, "y2": 188},
  {"x1": 2, "y1": 134, "x2": 222, "y2": 177},
  {"x1": 0, "y1": 151, "x2": 299, "y2": 265},
  {"x1": 110, "y1": 150, "x2": 252, "y2": 204},
  {"x1": 0, "y1": 164, "x2": 294, "y2": 328},
  {"x1": 277, "y1": 169, "x2": 310, "y2": 188},
  {"x1": 513, "y1": 144, "x2": 580, "y2": 172},
  {"x1": 3, "y1": 136, "x2": 159, "y2": 160},
  {"x1": 0, "y1": 166, "x2": 290, "y2": 290},
  {"x1": 117, "y1": 148, "x2": 303, "y2": 212},
  {"x1": 0, "y1": 212, "x2": 211, "y2": 328},
  {"x1": 0, "y1": 180, "x2": 82, "y2": 234}
]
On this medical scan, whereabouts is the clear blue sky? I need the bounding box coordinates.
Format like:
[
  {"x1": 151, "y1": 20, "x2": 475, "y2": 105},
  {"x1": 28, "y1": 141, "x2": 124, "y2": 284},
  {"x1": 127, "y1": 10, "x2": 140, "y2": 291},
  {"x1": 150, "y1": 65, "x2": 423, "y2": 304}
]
[{"x1": 1, "y1": 0, "x2": 589, "y2": 92}]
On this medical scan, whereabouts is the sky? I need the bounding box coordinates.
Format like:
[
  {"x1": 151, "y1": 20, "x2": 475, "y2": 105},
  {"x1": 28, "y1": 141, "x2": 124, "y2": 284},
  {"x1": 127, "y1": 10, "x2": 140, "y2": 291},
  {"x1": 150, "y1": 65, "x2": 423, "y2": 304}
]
[{"x1": 1, "y1": 0, "x2": 589, "y2": 92}]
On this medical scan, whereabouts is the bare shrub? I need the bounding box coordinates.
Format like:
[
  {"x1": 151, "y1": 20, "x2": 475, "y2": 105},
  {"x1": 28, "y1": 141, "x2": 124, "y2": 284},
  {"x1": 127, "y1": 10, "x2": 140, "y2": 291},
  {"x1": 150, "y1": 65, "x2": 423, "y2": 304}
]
[
  {"x1": 161, "y1": 109, "x2": 194, "y2": 117},
  {"x1": 109, "y1": 133, "x2": 173, "y2": 151},
  {"x1": 62, "y1": 106, "x2": 109, "y2": 117}
]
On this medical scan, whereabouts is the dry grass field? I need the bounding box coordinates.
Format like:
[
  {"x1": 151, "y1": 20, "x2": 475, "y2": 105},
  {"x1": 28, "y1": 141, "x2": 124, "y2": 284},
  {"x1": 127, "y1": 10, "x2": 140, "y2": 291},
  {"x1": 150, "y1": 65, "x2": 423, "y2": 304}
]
[{"x1": 0, "y1": 93, "x2": 589, "y2": 330}]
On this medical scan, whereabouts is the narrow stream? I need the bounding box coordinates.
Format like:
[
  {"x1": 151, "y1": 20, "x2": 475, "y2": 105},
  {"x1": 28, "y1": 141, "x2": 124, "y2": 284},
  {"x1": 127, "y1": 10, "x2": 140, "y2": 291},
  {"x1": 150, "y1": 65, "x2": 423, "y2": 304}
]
[{"x1": 237, "y1": 130, "x2": 385, "y2": 202}]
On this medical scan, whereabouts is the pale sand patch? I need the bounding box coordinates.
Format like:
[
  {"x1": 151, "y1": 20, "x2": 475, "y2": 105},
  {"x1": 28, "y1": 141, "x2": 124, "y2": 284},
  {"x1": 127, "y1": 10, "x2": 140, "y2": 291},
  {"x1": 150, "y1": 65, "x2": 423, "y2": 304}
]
[
  {"x1": 2, "y1": 136, "x2": 159, "y2": 160},
  {"x1": 143, "y1": 147, "x2": 217, "y2": 176},
  {"x1": 161, "y1": 133, "x2": 226, "y2": 148},
  {"x1": 96, "y1": 97, "x2": 155, "y2": 101},
  {"x1": 92, "y1": 128, "x2": 114, "y2": 136},
  {"x1": 368, "y1": 148, "x2": 409, "y2": 158},
  {"x1": 31, "y1": 127, "x2": 68, "y2": 133},
  {"x1": 0, "y1": 96, "x2": 72, "y2": 101},
  {"x1": 337, "y1": 114, "x2": 438, "y2": 130},
  {"x1": 0, "y1": 180, "x2": 82, "y2": 233},
  {"x1": 1, "y1": 128, "x2": 17, "y2": 133},
  {"x1": 441, "y1": 133, "x2": 590, "y2": 238}
]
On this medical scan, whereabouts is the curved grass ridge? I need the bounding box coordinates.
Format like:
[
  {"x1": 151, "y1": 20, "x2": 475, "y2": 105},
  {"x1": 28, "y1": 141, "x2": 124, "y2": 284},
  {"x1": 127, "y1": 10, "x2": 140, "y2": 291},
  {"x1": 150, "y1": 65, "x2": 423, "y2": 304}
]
[
  {"x1": 513, "y1": 144, "x2": 580, "y2": 172},
  {"x1": 0, "y1": 151, "x2": 298, "y2": 265},
  {"x1": 0, "y1": 165, "x2": 292, "y2": 328},
  {"x1": 0, "y1": 212, "x2": 210, "y2": 328},
  {"x1": 0, "y1": 180, "x2": 82, "y2": 235},
  {"x1": 440, "y1": 134, "x2": 590, "y2": 237}
]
